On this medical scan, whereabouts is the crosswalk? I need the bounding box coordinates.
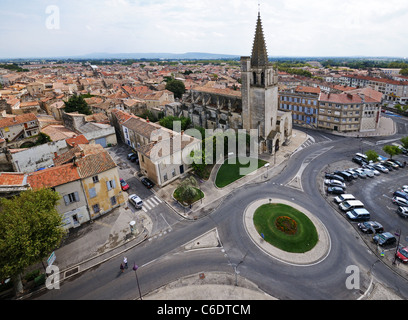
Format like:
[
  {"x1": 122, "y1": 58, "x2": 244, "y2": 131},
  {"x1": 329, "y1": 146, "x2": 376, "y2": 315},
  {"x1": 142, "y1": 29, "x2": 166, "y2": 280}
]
[{"x1": 141, "y1": 195, "x2": 163, "y2": 212}]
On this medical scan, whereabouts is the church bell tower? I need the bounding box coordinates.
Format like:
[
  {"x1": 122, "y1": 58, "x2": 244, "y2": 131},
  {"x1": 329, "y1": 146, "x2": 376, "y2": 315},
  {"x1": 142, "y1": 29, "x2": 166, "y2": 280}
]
[{"x1": 241, "y1": 10, "x2": 279, "y2": 152}]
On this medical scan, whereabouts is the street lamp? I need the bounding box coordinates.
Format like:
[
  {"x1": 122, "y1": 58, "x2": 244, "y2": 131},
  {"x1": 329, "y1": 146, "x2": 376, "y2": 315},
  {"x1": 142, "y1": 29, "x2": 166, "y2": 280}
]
[{"x1": 133, "y1": 263, "x2": 142, "y2": 300}]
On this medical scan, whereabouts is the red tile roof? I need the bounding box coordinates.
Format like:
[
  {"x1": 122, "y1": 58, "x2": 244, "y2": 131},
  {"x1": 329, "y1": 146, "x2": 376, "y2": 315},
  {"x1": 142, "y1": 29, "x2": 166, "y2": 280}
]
[
  {"x1": 27, "y1": 163, "x2": 80, "y2": 189},
  {"x1": 66, "y1": 134, "x2": 89, "y2": 147},
  {"x1": 320, "y1": 92, "x2": 362, "y2": 104},
  {"x1": 0, "y1": 173, "x2": 27, "y2": 186},
  {"x1": 0, "y1": 113, "x2": 38, "y2": 129}
]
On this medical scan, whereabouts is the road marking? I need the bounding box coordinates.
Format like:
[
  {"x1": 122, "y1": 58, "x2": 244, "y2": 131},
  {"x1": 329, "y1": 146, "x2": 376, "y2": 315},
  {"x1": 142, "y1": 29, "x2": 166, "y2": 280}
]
[
  {"x1": 154, "y1": 196, "x2": 162, "y2": 203},
  {"x1": 149, "y1": 197, "x2": 159, "y2": 206},
  {"x1": 144, "y1": 201, "x2": 152, "y2": 210},
  {"x1": 142, "y1": 207, "x2": 147, "y2": 212}
]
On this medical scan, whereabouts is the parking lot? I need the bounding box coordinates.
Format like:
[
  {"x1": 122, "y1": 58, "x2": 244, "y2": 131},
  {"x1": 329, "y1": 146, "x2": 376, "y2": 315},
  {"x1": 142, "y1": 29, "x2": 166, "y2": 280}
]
[{"x1": 321, "y1": 157, "x2": 408, "y2": 275}]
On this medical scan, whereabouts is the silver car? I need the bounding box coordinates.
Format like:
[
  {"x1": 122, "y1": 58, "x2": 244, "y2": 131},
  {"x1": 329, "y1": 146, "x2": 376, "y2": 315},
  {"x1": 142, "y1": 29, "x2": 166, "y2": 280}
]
[{"x1": 128, "y1": 194, "x2": 143, "y2": 209}]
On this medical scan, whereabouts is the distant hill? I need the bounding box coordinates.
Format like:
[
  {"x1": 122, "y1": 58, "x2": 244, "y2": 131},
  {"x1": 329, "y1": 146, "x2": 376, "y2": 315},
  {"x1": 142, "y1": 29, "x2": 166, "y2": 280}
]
[{"x1": 73, "y1": 52, "x2": 240, "y2": 60}]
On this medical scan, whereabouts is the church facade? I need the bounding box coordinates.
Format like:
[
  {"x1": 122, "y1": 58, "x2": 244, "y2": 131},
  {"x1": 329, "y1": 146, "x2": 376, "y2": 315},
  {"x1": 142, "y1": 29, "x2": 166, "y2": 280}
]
[{"x1": 164, "y1": 12, "x2": 292, "y2": 155}]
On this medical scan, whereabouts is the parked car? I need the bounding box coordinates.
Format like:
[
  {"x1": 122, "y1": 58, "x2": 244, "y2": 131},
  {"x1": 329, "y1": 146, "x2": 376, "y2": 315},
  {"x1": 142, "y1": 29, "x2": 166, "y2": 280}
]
[
  {"x1": 363, "y1": 165, "x2": 380, "y2": 175},
  {"x1": 373, "y1": 232, "x2": 397, "y2": 247},
  {"x1": 141, "y1": 177, "x2": 154, "y2": 189},
  {"x1": 127, "y1": 152, "x2": 136, "y2": 160},
  {"x1": 373, "y1": 164, "x2": 389, "y2": 173},
  {"x1": 333, "y1": 171, "x2": 353, "y2": 182},
  {"x1": 120, "y1": 178, "x2": 130, "y2": 191},
  {"x1": 354, "y1": 168, "x2": 367, "y2": 179},
  {"x1": 324, "y1": 179, "x2": 346, "y2": 189},
  {"x1": 392, "y1": 196, "x2": 408, "y2": 206},
  {"x1": 386, "y1": 160, "x2": 399, "y2": 169},
  {"x1": 395, "y1": 246, "x2": 408, "y2": 263},
  {"x1": 362, "y1": 168, "x2": 374, "y2": 178},
  {"x1": 128, "y1": 194, "x2": 143, "y2": 209},
  {"x1": 388, "y1": 159, "x2": 404, "y2": 168},
  {"x1": 397, "y1": 206, "x2": 408, "y2": 218},
  {"x1": 345, "y1": 169, "x2": 359, "y2": 179},
  {"x1": 325, "y1": 173, "x2": 345, "y2": 182},
  {"x1": 130, "y1": 154, "x2": 139, "y2": 163},
  {"x1": 381, "y1": 161, "x2": 395, "y2": 171},
  {"x1": 327, "y1": 186, "x2": 345, "y2": 195},
  {"x1": 352, "y1": 156, "x2": 368, "y2": 165},
  {"x1": 393, "y1": 191, "x2": 408, "y2": 200},
  {"x1": 357, "y1": 221, "x2": 384, "y2": 234}
]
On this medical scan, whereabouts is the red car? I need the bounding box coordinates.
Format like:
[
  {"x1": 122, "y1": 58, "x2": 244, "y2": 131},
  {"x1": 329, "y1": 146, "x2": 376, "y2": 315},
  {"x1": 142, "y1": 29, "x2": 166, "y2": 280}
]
[
  {"x1": 120, "y1": 178, "x2": 130, "y2": 191},
  {"x1": 396, "y1": 246, "x2": 408, "y2": 263}
]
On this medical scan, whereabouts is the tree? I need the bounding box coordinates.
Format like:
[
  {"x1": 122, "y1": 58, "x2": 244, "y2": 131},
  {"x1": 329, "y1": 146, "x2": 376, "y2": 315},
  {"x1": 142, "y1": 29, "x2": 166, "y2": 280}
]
[
  {"x1": 159, "y1": 116, "x2": 191, "y2": 132},
  {"x1": 64, "y1": 95, "x2": 92, "y2": 115},
  {"x1": 176, "y1": 176, "x2": 199, "y2": 206},
  {"x1": 401, "y1": 136, "x2": 408, "y2": 149},
  {"x1": 165, "y1": 79, "x2": 186, "y2": 99},
  {"x1": 0, "y1": 189, "x2": 65, "y2": 281},
  {"x1": 382, "y1": 145, "x2": 401, "y2": 159},
  {"x1": 365, "y1": 150, "x2": 379, "y2": 162}
]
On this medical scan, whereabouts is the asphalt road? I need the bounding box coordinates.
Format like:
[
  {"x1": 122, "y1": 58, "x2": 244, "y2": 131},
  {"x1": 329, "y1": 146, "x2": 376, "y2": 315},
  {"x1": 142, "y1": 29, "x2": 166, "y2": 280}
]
[{"x1": 35, "y1": 117, "x2": 408, "y2": 300}]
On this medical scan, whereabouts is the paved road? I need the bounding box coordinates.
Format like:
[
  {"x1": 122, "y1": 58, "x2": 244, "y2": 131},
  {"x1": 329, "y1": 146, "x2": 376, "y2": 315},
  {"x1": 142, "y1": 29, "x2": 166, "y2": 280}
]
[{"x1": 34, "y1": 120, "x2": 408, "y2": 300}]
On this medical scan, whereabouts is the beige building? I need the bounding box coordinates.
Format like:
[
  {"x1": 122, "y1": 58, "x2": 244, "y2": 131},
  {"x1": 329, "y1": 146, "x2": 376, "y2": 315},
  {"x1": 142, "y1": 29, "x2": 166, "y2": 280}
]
[{"x1": 0, "y1": 113, "x2": 40, "y2": 148}]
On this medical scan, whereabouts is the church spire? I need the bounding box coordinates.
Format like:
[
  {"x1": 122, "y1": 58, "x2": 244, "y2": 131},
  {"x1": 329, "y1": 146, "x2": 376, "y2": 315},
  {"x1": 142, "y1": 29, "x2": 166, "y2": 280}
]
[{"x1": 251, "y1": 10, "x2": 269, "y2": 67}]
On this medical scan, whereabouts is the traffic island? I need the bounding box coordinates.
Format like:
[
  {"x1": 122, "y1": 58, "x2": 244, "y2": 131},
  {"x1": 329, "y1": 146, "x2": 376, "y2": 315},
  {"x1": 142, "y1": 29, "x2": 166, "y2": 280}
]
[{"x1": 244, "y1": 198, "x2": 331, "y2": 266}]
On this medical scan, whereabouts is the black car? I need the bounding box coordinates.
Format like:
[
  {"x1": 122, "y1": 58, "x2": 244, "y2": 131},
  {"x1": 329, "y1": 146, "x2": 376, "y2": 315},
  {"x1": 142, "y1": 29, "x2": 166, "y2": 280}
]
[
  {"x1": 373, "y1": 232, "x2": 397, "y2": 247},
  {"x1": 333, "y1": 171, "x2": 353, "y2": 182},
  {"x1": 325, "y1": 173, "x2": 345, "y2": 182},
  {"x1": 358, "y1": 221, "x2": 384, "y2": 234},
  {"x1": 129, "y1": 154, "x2": 139, "y2": 163},
  {"x1": 327, "y1": 186, "x2": 345, "y2": 195},
  {"x1": 141, "y1": 177, "x2": 154, "y2": 189},
  {"x1": 352, "y1": 156, "x2": 368, "y2": 166}
]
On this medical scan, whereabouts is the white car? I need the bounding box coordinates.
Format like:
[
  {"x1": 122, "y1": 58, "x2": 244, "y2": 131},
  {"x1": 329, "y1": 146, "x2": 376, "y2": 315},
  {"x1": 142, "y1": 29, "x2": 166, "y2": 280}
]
[
  {"x1": 128, "y1": 194, "x2": 143, "y2": 209},
  {"x1": 354, "y1": 168, "x2": 367, "y2": 179},
  {"x1": 324, "y1": 179, "x2": 346, "y2": 189},
  {"x1": 374, "y1": 164, "x2": 389, "y2": 173},
  {"x1": 362, "y1": 168, "x2": 374, "y2": 178},
  {"x1": 364, "y1": 165, "x2": 380, "y2": 176},
  {"x1": 392, "y1": 196, "x2": 408, "y2": 207}
]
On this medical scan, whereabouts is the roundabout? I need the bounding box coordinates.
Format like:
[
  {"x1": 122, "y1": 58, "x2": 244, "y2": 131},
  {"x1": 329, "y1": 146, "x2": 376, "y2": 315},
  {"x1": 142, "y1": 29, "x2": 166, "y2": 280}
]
[{"x1": 243, "y1": 198, "x2": 331, "y2": 266}]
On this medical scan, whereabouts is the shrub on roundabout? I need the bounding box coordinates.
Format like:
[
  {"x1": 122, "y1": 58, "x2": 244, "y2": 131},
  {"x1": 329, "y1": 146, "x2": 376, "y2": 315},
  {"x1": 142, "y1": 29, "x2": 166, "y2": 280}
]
[{"x1": 253, "y1": 203, "x2": 318, "y2": 253}]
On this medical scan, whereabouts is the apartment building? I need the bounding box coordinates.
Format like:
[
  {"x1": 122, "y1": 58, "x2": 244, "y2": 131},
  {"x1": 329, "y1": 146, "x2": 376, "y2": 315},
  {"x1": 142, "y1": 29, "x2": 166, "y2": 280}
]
[{"x1": 279, "y1": 86, "x2": 320, "y2": 127}]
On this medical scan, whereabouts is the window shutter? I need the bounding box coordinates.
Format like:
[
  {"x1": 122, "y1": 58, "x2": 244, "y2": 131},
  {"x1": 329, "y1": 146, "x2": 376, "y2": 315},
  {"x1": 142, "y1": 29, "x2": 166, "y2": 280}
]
[
  {"x1": 106, "y1": 181, "x2": 111, "y2": 191},
  {"x1": 89, "y1": 188, "x2": 96, "y2": 199},
  {"x1": 63, "y1": 195, "x2": 69, "y2": 206},
  {"x1": 112, "y1": 179, "x2": 116, "y2": 189},
  {"x1": 74, "y1": 191, "x2": 80, "y2": 202}
]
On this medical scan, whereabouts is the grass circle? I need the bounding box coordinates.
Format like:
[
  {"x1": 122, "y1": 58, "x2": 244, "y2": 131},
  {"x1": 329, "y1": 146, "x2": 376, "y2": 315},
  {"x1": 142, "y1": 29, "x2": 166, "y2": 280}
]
[{"x1": 253, "y1": 203, "x2": 319, "y2": 253}]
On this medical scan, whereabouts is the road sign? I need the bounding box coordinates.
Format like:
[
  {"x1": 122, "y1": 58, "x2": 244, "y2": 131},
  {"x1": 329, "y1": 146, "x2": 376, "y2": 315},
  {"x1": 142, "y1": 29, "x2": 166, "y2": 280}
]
[{"x1": 47, "y1": 251, "x2": 56, "y2": 266}]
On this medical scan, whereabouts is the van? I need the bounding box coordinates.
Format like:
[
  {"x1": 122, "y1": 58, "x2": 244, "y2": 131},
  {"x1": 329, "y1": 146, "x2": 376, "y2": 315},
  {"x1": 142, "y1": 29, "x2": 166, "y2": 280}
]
[
  {"x1": 334, "y1": 194, "x2": 355, "y2": 204},
  {"x1": 334, "y1": 170, "x2": 353, "y2": 182},
  {"x1": 355, "y1": 153, "x2": 367, "y2": 159},
  {"x1": 339, "y1": 200, "x2": 364, "y2": 212},
  {"x1": 346, "y1": 208, "x2": 370, "y2": 221}
]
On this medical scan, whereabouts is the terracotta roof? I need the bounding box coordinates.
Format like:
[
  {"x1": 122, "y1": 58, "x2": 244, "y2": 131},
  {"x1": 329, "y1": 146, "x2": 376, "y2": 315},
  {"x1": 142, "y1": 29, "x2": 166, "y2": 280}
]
[
  {"x1": 75, "y1": 148, "x2": 117, "y2": 178},
  {"x1": 319, "y1": 92, "x2": 362, "y2": 104},
  {"x1": 0, "y1": 113, "x2": 38, "y2": 129},
  {"x1": 192, "y1": 86, "x2": 241, "y2": 98},
  {"x1": 123, "y1": 116, "x2": 173, "y2": 139},
  {"x1": 0, "y1": 173, "x2": 28, "y2": 186},
  {"x1": 66, "y1": 134, "x2": 89, "y2": 147},
  {"x1": 295, "y1": 86, "x2": 321, "y2": 94},
  {"x1": 111, "y1": 109, "x2": 135, "y2": 124},
  {"x1": 27, "y1": 163, "x2": 80, "y2": 189}
]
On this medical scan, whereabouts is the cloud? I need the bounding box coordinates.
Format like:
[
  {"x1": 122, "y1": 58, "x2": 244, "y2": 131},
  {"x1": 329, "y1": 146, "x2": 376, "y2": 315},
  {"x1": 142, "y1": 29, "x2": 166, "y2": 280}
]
[{"x1": 1, "y1": 0, "x2": 408, "y2": 58}]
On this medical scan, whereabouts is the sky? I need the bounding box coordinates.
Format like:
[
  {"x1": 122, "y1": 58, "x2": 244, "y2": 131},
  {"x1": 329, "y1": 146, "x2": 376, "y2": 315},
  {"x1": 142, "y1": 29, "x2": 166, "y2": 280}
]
[{"x1": 1, "y1": 0, "x2": 408, "y2": 59}]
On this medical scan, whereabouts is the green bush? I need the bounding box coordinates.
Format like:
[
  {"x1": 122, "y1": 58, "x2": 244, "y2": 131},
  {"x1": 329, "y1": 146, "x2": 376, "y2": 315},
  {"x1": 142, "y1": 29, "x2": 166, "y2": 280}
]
[
  {"x1": 24, "y1": 269, "x2": 40, "y2": 282},
  {"x1": 34, "y1": 274, "x2": 46, "y2": 287}
]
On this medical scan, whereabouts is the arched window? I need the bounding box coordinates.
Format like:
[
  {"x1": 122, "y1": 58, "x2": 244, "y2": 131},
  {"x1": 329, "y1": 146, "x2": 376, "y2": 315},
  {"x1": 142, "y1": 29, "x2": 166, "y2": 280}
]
[{"x1": 253, "y1": 72, "x2": 257, "y2": 85}]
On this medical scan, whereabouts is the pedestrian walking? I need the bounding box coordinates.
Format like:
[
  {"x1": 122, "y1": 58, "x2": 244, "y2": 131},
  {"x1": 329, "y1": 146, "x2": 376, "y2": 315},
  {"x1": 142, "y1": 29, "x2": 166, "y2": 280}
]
[
  {"x1": 120, "y1": 263, "x2": 124, "y2": 273},
  {"x1": 124, "y1": 257, "x2": 128, "y2": 269}
]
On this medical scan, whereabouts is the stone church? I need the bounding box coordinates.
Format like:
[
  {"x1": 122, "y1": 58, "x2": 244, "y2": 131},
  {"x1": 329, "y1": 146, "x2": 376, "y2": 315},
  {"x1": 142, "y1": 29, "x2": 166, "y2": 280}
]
[{"x1": 164, "y1": 11, "x2": 292, "y2": 155}]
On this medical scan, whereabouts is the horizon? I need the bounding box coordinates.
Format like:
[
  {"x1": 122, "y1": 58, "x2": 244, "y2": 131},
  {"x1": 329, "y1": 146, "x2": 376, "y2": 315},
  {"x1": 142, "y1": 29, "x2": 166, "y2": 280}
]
[{"x1": 1, "y1": 1, "x2": 408, "y2": 59}]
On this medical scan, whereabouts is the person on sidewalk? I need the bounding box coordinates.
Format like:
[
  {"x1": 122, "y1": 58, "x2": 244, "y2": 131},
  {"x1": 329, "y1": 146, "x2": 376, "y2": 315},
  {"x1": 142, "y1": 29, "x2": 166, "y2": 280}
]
[
  {"x1": 120, "y1": 263, "x2": 125, "y2": 273},
  {"x1": 123, "y1": 257, "x2": 128, "y2": 269}
]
